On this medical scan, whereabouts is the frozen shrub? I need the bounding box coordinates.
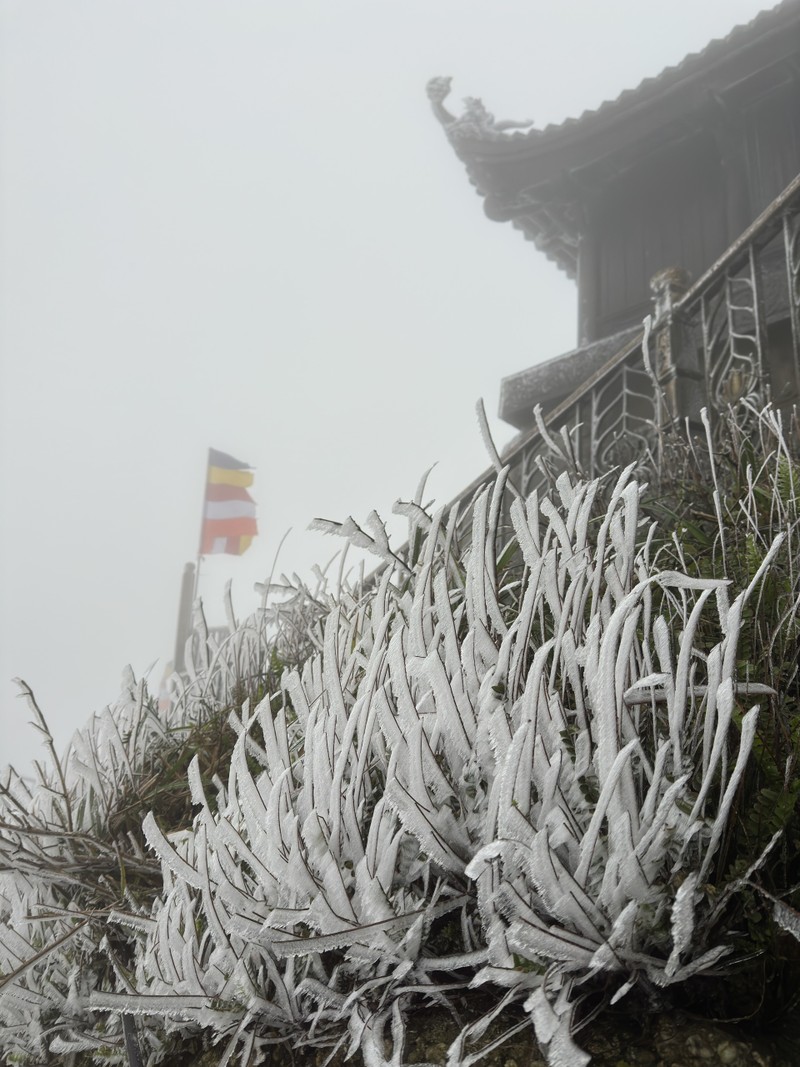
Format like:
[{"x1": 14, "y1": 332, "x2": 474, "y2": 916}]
[{"x1": 2, "y1": 404, "x2": 799, "y2": 1066}]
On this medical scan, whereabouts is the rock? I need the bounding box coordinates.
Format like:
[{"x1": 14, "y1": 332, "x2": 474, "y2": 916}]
[
  {"x1": 167, "y1": 1006, "x2": 800, "y2": 1066},
  {"x1": 580, "y1": 1011, "x2": 795, "y2": 1067}
]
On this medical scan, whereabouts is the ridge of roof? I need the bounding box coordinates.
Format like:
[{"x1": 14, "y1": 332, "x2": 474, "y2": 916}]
[
  {"x1": 429, "y1": 0, "x2": 800, "y2": 278},
  {"x1": 533, "y1": 0, "x2": 798, "y2": 138},
  {"x1": 430, "y1": 1, "x2": 799, "y2": 149}
]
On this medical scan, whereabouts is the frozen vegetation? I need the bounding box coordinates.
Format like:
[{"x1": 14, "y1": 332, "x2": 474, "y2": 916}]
[{"x1": 1, "y1": 402, "x2": 800, "y2": 1066}]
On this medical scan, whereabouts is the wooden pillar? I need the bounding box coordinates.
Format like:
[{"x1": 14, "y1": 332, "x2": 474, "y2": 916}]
[
  {"x1": 577, "y1": 222, "x2": 599, "y2": 346},
  {"x1": 708, "y1": 98, "x2": 752, "y2": 245}
]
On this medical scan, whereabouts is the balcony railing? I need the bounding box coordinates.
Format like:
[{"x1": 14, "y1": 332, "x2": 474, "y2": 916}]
[{"x1": 446, "y1": 170, "x2": 800, "y2": 531}]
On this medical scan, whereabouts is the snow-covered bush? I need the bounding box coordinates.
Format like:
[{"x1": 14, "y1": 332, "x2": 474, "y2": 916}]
[
  {"x1": 2, "y1": 403, "x2": 799, "y2": 1066},
  {"x1": 0, "y1": 602, "x2": 292, "y2": 1064}
]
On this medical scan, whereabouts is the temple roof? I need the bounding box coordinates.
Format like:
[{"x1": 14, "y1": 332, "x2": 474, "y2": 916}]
[
  {"x1": 498, "y1": 327, "x2": 640, "y2": 429},
  {"x1": 429, "y1": 1, "x2": 800, "y2": 278}
]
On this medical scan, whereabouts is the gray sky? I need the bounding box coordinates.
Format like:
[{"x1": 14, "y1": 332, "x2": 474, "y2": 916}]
[{"x1": 0, "y1": 0, "x2": 773, "y2": 770}]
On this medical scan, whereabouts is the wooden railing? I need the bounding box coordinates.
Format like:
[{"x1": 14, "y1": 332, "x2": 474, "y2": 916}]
[
  {"x1": 664, "y1": 170, "x2": 800, "y2": 423},
  {"x1": 442, "y1": 171, "x2": 800, "y2": 535}
]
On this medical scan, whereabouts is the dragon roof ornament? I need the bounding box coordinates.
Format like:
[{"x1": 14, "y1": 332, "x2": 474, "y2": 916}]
[{"x1": 426, "y1": 76, "x2": 535, "y2": 142}]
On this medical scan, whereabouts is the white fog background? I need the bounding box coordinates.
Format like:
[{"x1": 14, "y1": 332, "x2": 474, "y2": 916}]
[{"x1": 0, "y1": 1, "x2": 772, "y2": 770}]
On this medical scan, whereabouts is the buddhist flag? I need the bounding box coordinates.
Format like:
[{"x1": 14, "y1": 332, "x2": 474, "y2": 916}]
[{"x1": 200, "y1": 448, "x2": 257, "y2": 555}]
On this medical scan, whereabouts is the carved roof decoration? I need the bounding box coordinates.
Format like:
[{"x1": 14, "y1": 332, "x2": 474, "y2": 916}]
[{"x1": 429, "y1": 0, "x2": 800, "y2": 279}]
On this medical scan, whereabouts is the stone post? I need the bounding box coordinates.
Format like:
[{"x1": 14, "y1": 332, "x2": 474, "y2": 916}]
[
  {"x1": 173, "y1": 561, "x2": 196, "y2": 674},
  {"x1": 648, "y1": 267, "x2": 692, "y2": 435}
]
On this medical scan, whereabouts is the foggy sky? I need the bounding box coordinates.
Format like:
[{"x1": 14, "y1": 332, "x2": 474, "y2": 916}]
[{"x1": 0, "y1": 0, "x2": 773, "y2": 770}]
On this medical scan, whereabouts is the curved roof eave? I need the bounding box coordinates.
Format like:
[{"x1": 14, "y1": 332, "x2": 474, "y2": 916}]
[
  {"x1": 434, "y1": 0, "x2": 799, "y2": 162},
  {"x1": 429, "y1": 0, "x2": 800, "y2": 276}
]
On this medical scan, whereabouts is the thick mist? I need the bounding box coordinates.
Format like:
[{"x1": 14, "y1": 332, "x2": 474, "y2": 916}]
[{"x1": 0, "y1": 0, "x2": 770, "y2": 770}]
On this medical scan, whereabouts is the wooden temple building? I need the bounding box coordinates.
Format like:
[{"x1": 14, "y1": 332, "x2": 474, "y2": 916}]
[{"x1": 430, "y1": 0, "x2": 800, "y2": 491}]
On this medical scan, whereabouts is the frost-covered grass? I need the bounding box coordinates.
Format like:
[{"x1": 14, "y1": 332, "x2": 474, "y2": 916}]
[{"x1": 2, "y1": 403, "x2": 800, "y2": 1067}]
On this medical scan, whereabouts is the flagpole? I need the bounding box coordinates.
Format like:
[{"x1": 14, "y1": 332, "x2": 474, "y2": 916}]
[
  {"x1": 172, "y1": 450, "x2": 210, "y2": 675},
  {"x1": 192, "y1": 554, "x2": 202, "y2": 604},
  {"x1": 193, "y1": 448, "x2": 211, "y2": 604}
]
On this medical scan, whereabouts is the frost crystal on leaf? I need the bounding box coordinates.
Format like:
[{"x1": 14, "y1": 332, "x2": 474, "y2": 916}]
[{"x1": 2, "y1": 403, "x2": 795, "y2": 1066}]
